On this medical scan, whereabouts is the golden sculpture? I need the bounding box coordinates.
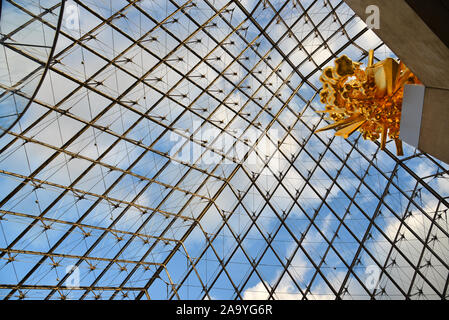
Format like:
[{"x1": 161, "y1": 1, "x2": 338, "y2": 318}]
[{"x1": 315, "y1": 50, "x2": 420, "y2": 155}]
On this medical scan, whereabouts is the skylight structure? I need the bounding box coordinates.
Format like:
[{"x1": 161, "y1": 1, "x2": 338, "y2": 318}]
[{"x1": 0, "y1": 0, "x2": 448, "y2": 300}]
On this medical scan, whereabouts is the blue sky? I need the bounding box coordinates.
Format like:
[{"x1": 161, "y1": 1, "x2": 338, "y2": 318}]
[{"x1": 0, "y1": 0, "x2": 448, "y2": 300}]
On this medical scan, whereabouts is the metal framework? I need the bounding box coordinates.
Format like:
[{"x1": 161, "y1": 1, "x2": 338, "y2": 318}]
[{"x1": 0, "y1": 0, "x2": 448, "y2": 300}]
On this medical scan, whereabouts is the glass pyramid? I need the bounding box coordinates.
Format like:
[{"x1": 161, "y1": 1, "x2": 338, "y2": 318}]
[{"x1": 0, "y1": 0, "x2": 448, "y2": 300}]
